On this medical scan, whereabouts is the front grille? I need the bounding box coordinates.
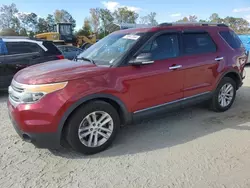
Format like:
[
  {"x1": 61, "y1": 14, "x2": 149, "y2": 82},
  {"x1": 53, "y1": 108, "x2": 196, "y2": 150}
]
[
  {"x1": 9, "y1": 80, "x2": 25, "y2": 107},
  {"x1": 12, "y1": 84, "x2": 24, "y2": 93}
]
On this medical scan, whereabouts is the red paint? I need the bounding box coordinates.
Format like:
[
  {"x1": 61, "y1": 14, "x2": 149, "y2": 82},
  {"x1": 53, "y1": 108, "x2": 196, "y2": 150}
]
[
  {"x1": 56, "y1": 55, "x2": 65, "y2": 59},
  {"x1": 8, "y1": 25, "x2": 247, "y2": 134}
]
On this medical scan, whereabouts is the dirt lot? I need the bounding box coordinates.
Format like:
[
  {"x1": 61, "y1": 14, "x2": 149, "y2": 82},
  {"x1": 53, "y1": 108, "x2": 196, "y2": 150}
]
[{"x1": 2, "y1": 68, "x2": 250, "y2": 188}]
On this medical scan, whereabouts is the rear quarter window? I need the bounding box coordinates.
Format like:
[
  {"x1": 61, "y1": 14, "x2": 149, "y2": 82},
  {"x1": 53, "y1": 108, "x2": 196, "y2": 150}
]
[
  {"x1": 219, "y1": 31, "x2": 243, "y2": 49},
  {"x1": 42, "y1": 41, "x2": 62, "y2": 55}
]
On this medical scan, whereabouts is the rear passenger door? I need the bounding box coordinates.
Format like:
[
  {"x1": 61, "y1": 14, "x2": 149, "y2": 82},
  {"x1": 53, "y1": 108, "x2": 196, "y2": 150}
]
[{"x1": 181, "y1": 31, "x2": 222, "y2": 98}]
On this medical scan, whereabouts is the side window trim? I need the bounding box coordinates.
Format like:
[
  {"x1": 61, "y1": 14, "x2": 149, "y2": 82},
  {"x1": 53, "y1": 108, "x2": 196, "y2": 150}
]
[{"x1": 180, "y1": 31, "x2": 217, "y2": 56}]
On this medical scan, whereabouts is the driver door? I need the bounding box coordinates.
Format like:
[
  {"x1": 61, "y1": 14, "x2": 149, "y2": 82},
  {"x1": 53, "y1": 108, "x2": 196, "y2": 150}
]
[{"x1": 118, "y1": 32, "x2": 185, "y2": 114}]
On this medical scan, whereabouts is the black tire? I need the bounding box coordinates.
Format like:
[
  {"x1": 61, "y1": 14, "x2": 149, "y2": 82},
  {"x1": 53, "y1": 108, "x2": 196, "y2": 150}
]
[
  {"x1": 66, "y1": 100, "x2": 120, "y2": 155},
  {"x1": 210, "y1": 77, "x2": 236, "y2": 112}
]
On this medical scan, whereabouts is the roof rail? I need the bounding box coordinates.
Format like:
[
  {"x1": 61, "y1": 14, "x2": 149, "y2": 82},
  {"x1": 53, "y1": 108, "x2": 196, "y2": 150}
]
[{"x1": 158, "y1": 22, "x2": 228, "y2": 27}]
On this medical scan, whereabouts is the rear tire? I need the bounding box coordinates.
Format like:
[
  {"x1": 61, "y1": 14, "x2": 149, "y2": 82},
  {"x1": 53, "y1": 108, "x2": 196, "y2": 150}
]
[
  {"x1": 210, "y1": 77, "x2": 236, "y2": 112},
  {"x1": 66, "y1": 101, "x2": 120, "y2": 155}
]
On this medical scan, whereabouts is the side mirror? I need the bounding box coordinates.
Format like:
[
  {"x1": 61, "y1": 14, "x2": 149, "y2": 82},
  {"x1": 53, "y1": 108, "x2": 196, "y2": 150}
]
[{"x1": 129, "y1": 53, "x2": 154, "y2": 65}]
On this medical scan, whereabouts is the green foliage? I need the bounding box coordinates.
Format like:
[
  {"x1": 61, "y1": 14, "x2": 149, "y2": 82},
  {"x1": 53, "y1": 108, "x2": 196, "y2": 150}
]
[
  {"x1": 18, "y1": 12, "x2": 38, "y2": 32},
  {"x1": 0, "y1": 3, "x2": 249, "y2": 38},
  {"x1": 46, "y1": 14, "x2": 55, "y2": 32},
  {"x1": 177, "y1": 16, "x2": 197, "y2": 22},
  {"x1": 76, "y1": 18, "x2": 92, "y2": 36},
  {"x1": 113, "y1": 7, "x2": 139, "y2": 24},
  {"x1": 54, "y1": 9, "x2": 76, "y2": 29},
  {"x1": 177, "y1": 17, "x2": 189, "y2": 22},
  {"x1": 19, "y1": 28, "x2": 28, "y2": 36},
  {"x1": 90, "y1": 8, "x2": 100, "y2": 33},
  {"x1": 176, "y1": 13, "x2": 250, "y2": 34},
  {"x1": 99, "y1": 8, "x2": 114, "y2": 33},
  {"x1": 0, "y1": 3, "x2": 19, "y2": 30},
  {"x1": 139, "y1": 12, "x2": 158, "y2": 26},
  {"x1": 37, "y1": 18, "x2": 49, "y2": 33}
]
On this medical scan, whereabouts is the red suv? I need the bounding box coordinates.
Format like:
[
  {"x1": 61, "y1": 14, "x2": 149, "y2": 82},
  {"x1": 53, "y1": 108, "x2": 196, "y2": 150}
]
[{"x1": 8, "y1": 23, "x2": 247, "y2": 154}]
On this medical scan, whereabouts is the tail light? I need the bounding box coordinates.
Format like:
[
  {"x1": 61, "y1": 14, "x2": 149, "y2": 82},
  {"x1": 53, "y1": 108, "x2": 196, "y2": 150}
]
[{"x1": 56, "y1": 55, "x2": 64, "y2": 59}]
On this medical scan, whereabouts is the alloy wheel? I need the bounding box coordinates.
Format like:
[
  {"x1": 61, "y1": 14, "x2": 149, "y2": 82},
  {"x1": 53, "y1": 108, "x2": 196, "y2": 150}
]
[
  {"x1": 78, "y1": 111, "x2": 114, "y2": 148},
  {"x1": 218, "y1": 83, "x2": 234, "y2": 107}
]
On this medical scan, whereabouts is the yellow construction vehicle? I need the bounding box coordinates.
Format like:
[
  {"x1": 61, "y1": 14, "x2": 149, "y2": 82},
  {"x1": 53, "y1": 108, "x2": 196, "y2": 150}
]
[{"x1": 35, "y1": 23, "x2": 96, "y2": 48}]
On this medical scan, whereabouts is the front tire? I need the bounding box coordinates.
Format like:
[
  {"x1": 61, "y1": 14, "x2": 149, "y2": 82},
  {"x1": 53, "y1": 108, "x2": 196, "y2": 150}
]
[
  {"x1": 66, "y1": 101, "x2": 120, "y2": 155},
  {"x1": 210, "y1": 77, "x2": 236, "y2": 112}
]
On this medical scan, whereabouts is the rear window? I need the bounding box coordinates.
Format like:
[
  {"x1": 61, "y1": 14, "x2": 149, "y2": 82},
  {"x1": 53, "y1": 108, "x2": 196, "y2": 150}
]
[
  {"x1": 5, "y1": 42, "x2": 41, "y2": 55},
  {"x1": 219, "y1": 31, "x2": 243, "y2": 49},
  {"x1": 182, "y1": 33, "x2": 217, "y2": 55},
  {"x1": 43, "y1": 41, "x2": 62, "y2": 55}
]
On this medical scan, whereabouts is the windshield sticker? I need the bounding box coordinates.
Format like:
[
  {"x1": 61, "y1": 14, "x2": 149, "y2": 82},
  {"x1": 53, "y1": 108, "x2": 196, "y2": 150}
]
[{"x1": 122, "y1": 35, "x2": 140, "y2": 40}]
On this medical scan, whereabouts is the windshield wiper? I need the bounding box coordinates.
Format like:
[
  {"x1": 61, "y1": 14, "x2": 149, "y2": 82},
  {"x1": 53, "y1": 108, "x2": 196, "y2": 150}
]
[{"x1": 75, "y1": 57, "x2": 96, "y2": 65}]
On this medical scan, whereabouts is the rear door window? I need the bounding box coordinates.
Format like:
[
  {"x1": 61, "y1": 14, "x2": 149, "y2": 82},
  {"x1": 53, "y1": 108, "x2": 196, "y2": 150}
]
[
  {"x1": 5, "y1": 42, "x2": 41, "y2": 55},
  {"x1": 182, "y1": 32, "x2": 216, "y2": 55},
  {"x1": 141, "y1": 33, "x2": 179, "y2": 60},
  {"x1": 219, "y1": 31, "x2": 243, "y2": 49}
]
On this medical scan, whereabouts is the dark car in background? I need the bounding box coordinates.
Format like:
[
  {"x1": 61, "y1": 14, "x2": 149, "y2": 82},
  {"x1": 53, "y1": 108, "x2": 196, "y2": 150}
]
[
  {"x1": 0, "y1": 37, "x2": 64, "y2": 89},
  {"x1": 57, "y1": 45, "x2": 83, "y2": 60}
]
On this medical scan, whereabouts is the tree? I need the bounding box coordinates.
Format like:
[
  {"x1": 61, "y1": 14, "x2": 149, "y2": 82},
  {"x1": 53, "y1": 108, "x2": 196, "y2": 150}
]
[
  {"x1": 76, "y1": 18, "x2": 92, "y2": 36},
  {"x1": 177, "y1": 15, "x2": 197, "y2": 22},
  {"x1": 139, "y1": 12, "x2": 158, "y2": 25},
  {"x1": 19, "y1": 28, "x2": 28, "y2": 36},
  {"x1": 54, "y1": 9, "x2": 76, "y2": 29},
  {"x1": 223, "y1": 16, "x2": 249, "y2": 33},
  {"x1": 113, "y1": 7, "x2": 139, "y2": 24},
  {"x1": 209, "y1": 13, "x2": 223, "y2": 23},
  {"x1": 11, "y1": 17, "x2": 21, "y2": 32},
  {"x1": 90, "y1": 8, "x2": 100, "y2": 33},
  {"x1": 199, "y1": 19, "x2": 207, "y2": 22},
  {"x1": 209, "y1": 13, "x2": 219, "y2": 22},
  {"x1": 18, "y1": 12, "x2": 38, "y2": 32},
  {"x1": 139, "y1": 16, "x2": 148, "y2": 24},
  {"x1": 0, "y1": 3, "x2": 19, "y2": 30},
  {"x1": 177, "y1": 17, "x2": 189, "y2": 22},
  {"x1": 37, "y1": 18, "x2": 48, "y2": 33},
  {"x1": 189, "y1": 15, "x2": 198, "y2": 22},
  {"x1": 99, "y1": 8, "x2": 114, "y2": 34},
  {"x1": 46, "y1": 14, "x2": 55, "y2": 32},
  {"x1": 147, "y1": 12, "x2": 158, "y2": 26}
]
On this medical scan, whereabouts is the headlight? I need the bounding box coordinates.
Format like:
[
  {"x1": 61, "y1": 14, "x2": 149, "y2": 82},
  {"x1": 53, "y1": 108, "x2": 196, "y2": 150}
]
[{"x1": 20, "y1": 82, "x2": 67, "y2": 103}]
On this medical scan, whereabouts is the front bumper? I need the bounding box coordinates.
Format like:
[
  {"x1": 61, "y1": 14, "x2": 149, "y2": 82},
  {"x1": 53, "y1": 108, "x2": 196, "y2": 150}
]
[{"x1": 8, "y1": 101, "x2": 61, "y2": 149}]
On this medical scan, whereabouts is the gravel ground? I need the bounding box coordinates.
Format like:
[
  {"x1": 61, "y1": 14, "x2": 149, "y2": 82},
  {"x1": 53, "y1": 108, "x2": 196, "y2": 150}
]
[{"x1": 2, "y1": 68, "x2": 250, "y2": 188}]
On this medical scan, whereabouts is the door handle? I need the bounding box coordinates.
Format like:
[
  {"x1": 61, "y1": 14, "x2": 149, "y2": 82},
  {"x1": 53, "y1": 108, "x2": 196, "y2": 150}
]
[
  {"x1": 169, "y1": 65, "x2": 182, "y2": 70},
  {"x1": 215, "y1": 57, "x2": 224, "y2": 61}
]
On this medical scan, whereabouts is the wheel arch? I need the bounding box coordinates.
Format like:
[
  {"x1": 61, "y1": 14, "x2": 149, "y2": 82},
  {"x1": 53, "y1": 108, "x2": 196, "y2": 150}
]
[
  {"x1": 58, "y1": 93, "x2": 132, "y2": 141},
  {"x1": 217, "y1": 69, "x2": 242, "y2": 90}
]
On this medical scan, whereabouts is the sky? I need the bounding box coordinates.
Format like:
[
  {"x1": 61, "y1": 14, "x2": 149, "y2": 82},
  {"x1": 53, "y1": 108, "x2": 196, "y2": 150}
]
[{"x1": 1, "y1": 0, "x2": 250, "y2": 29}]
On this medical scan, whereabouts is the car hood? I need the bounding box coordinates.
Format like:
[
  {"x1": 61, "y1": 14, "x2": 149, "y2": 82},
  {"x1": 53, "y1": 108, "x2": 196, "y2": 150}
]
[{"x1": 14, "y1": 59, "x2": 108, "y2": 85}]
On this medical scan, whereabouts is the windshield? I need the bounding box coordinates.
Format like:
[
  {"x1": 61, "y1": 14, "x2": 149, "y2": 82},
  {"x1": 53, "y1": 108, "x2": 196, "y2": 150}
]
[
  {"x1": 77, "y1": 32, "x2": 144, "y2": 66},
  {"x1": 59, "y1": 25, "x2": 72, "y2": 35}
]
